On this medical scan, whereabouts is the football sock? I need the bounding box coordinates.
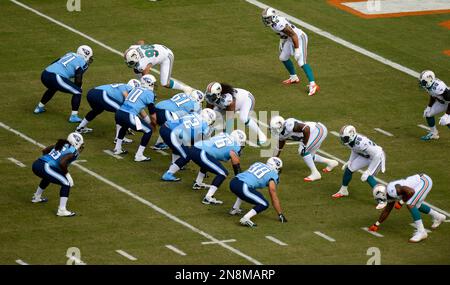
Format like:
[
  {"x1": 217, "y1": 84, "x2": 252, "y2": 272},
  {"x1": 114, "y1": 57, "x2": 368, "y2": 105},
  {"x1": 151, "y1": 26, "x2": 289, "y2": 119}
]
[
  {"x1": 114, "y1": 139, "x2": 123, "y2": 151},
  {"x1": 232, "y1": 198, "x2": 242, "y2": 210},
  {"x1": 71, "y1": 111, "x2": 78, "y2": 116},
  {"x1": 426, "y1": 117, "x2": 436, "y2": 129},
  {"x1": 115, "y1": 125, "x2": 121, "y2": 139},
  {"x1": 301, "y1": 63, "x2": 315, "y2": 82},
  {"x1": 169, "y1": 79, "x2": 185, "y2": 92},
  {"x1": 195, "y1": 172, "x2": 206, "y2": 184},
  {"x1": 59, "y1": 197, "x2": 68, "y2": 210},
  {"x1": 419, "y1": 204, "x2": 431, "y2": 214},
  {"x1": 156, "y1": 136, "x2": 164, "y2": 145},
  {"x1": 34, "y1": 187, "x2": 44, "y2": 198},
  {"x1": 302, "y1": 153, "x2": 319, "y2": 173},
  {"x1": 314, "y1": 154, "x2": 332, "y2": 165},
  {"x1": 136, "y1": 145, "x2": 146, "y2": 157},
  {"x1": 38, "y1": 102, "x2": 45, "y2": 108},
  {"x1": 282, "y1": 59, "x2": 296, "y2": 75},
  {"x1": 342, "y1": 167, "x2": 353, "y2": 186},
  {"x1": 428, "y1": 209, "x2": 441, "y2": 219},
  {"x1": 367, "y1": 176, "x2": 377, "y2": 188},
  {"x1": 168, "y1": 163, "x2": 180, "y2": 174},
  {"x1": 77, "y1": 118, "x2": 89, "y2": 129},
  {"x1": 206, "y1": 185, "x2": 218, "y2": 198},
  {"x1": 410, "y1": 207, "x2": 421, "y2": 221},
  {"x1": 414, "y1": 219, "x2": 425, "y2": 232},
  {"x1": 243, "y1": 209, "x2": 257, "y2": 220},
  {"x1": 172, "y1": 154, "x2": 180, "y2": 164}
]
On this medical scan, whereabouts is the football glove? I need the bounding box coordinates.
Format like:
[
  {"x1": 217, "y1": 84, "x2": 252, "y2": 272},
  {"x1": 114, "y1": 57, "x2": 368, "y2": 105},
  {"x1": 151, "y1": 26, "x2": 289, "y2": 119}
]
[
  {"x1": 278, "y1": 213, "x2": 288, "y2": 223},
  {"x1": 439, "y1": 114, "x2": 450, "y2": 126},
  {"x1": 66, "y1": 173, "x2": 74, "y2": 187},
  {"x1": 423, "y1": 106, "x2": 431, "y2": 118},
  {"x1": 294, "y1": 48, "x2": 301, "y2": 61},
  {"x1": 394, "y1": 200, "x2": 404, "y2": 210}
]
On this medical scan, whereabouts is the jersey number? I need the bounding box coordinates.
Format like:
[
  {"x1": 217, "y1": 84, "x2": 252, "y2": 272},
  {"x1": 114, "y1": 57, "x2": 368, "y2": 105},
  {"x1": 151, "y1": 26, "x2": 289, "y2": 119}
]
[
  {"x1": 171, "y1": 94, "x2": 191, "y2": 107},
  {"x1": 49, "y1": 148, "x2": 64, "y2": 160},
  {"x1": 127, "y1": 89, "x2": 143, "y2": 103},
  {"x1": 61, "y1": 55, "x2": 76, "y2": 67},
  {"x1": 213, "y1": 136, "x2": 233, "y2": 148},
  {"x1": 141, "y1": 45, "x2": 159, "y2": 58},
  {"x1": 183, "y1": 117, "x2": 200, "y2": 129},
  {"x1": 248, "y1": 164, "x2": 271, "y2": 179}
]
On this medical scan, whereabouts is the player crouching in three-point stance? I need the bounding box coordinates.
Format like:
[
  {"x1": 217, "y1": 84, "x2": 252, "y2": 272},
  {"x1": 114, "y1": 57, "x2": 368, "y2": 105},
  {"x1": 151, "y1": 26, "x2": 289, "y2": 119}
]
[
  {"x1": 31, "y1": 132, "x2": 84, "y2": 217},
  {"x1": 229, "y1": 157, "x2": 287, "y2": 227},
  {"x1": 261, "y1": 7, "x2": 319, "y2": 96},
  {"x1": 34, "y1": 45, "x2": 94, "y2": 123},
  {"x1": 369, "y1": 174, "x2": 446, "y2": 243},
  {"x1": 333, "y1": 125, "x2": 386, "y2": 198},
  {"x1": 270, "y1": 115, "x2": 338, "y2": 182},
  {"x1": 418, "y1": 70, "x2": 449, "y2": 141}
]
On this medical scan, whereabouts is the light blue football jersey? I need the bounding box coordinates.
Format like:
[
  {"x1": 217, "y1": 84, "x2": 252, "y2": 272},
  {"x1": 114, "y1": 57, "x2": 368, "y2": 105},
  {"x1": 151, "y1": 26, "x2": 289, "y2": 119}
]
[
  {"x1": 166, "y1": 113, "x2": 210, "y2": 144},
  {"x1": 156, "y1": 93, "x2": 200, "y2": 116},
  {"x1": 40, "y1": 144, "x2": 79, "y2": 171},
  {"x1": 96, "y1": 83, "x2": 132, "y2": 104},
  {"x1": 195, "y1": 133, "x2": 241, "y2": 161},
  {"x1": 237, "y1": 162, "x2": 279, "y2": 189},
  {"x1": 45, "y1": 52, "x2": 88, "y2": 79},
  {"x1": 119, "y1": 87, "x2": 155, "y2": 115}
]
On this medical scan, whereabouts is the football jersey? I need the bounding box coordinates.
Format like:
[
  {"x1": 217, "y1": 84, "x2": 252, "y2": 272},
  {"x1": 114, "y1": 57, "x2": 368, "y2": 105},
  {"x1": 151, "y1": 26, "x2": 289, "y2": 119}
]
[
  {"x1": 134, "y1": 44, "x2": 170, "y2": 72},
  {"x1": 269, "y1": 16, "x2": 304, "y2": 39},
  {"x1": 194, "y1": 133, "x2": 241, "y2": 161},
  {"x1": 119, "y1": 87, "x2": 155, "y2": 116},
  {"x1": 213, "y1": 88, "x2": 253, "y2": 111},
  {"x1": 45, "y1": 52, "x2": 88, "y2": 79},
  {"x1": 386, "y1": 174, "x2": 424, "y2": 201},
  {"x1": 166, "y1": 113, "x2": 210, "y2": 144},
  {"x1": 156, "y1": 93, "x2": 201, "y2": 116},
  {"x1": 278, "y1": 118, "x2": 316, "y2": 142},
  {"x1": 39, "y1": 143, "x2": 79, "y2": 171},
  {"x1": 347, "y1": 135, "x2": 383, "y2": 159},
  {"x1": 96, "y1": 83, "x2": 132, "y2": 104},
  {"x1": 237, "y1": 162, "x2": 279, "y2": 189},
  {"x1": 426, "y1": 79, "x2": 448, "y2": 103}
]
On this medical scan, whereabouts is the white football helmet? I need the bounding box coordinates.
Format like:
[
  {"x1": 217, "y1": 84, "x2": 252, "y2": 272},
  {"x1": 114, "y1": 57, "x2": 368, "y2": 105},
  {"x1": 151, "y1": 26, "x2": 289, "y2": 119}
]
[
  {"x1": 190, "y1": 90, "x2": 205, "y2": 103},
  {"x1": 124, "y1": 48, "x2": 141, "y2": 68},
  {"x1": 372, "y1": 184, "x2": 387, "y2": 210},
  {"x1": 339, "y1": 125, "x2": 357, "y2": 145},
  {"x1": 67, "y1": 132, "x2": 84, "y2": 151},
  {"x1": 127, "y1": 79, "x2": 141, "y2": 89},
  {"x1": 77, "y1": 45, "x2": 93, "y2": 63},
  {"x1": 200, "y1": 108, "x2": 216, "y2": 126},
  {"x1": 140, "y1": 74, "x2": 157, "y2": 91},
  {"x1": 230, "y1": 130, "x2": 247, "y2": 146},
  {"x1": 419, "y1": 70, "x2": 435, "y2": 89},
  {"x1": 205, "y1": 82, "x2": 222, "y2": 104},
  {"x1": 266, "y1": 157, "x2": 283, "y2": 173},
  {"x1": 261, "y1": 7, "x2": 277, "y2": 26},
  {"x1": 270, "y1": 115, "x2": 285, "y2": 135}
]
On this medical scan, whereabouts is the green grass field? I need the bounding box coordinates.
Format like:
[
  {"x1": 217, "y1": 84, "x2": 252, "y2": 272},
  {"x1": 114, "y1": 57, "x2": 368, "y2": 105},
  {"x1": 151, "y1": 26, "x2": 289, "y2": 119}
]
[{"x1": 0, "y1": 0, "x2": 449, "y2": 265}]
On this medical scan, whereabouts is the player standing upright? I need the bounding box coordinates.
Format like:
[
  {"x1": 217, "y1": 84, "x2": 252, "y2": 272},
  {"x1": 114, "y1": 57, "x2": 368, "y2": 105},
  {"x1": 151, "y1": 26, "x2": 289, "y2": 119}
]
[
  {"x1": 34, "y1": 45, "x2": 93, "y2": 123},
  {"x1": 261, "y1": 8, "x2": 319, "y2": 96},
  {"x1": 418, "y1": 70, "x2": 449, "y2": 141}
]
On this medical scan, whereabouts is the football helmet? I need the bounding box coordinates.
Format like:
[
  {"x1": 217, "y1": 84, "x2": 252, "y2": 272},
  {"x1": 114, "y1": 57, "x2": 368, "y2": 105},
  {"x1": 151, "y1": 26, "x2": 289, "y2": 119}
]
[
  {"x1": 270, "y1": 115, "x2": 285, "y2": 135},
  {"x1": 261, "y1": 7, "x2": 277, "y2": 26},
  {"x1": 266, "y1": 157, "x2": 283, "y2": 173},
  {"x1": 200, "y1": 108, "x2": 216, "y2": 126},
  {"x1": 124, "y1": 48, "x2": 141, "y2": 68},
  {"x1": 230, "y1": 130, "x2": 247, "y2": 146},
  {"x1": 140, "y1": 74, "x2": 157, "y2": 91},
  {"x1": 205, "y1": 82, "x2": 222, "y2": 104},
  {"x1": 67, "y1": 132, "x2": 84, "y2": 151},
  {"x1": 339, "y1": 125, "x2": 357, "y2": 145},
  {"x1": 190, "y1": 90, "x2": 205, "y2": 103},
  {"x1": 127, "y1": 79, "x2": 141, "y2": 89},
  {"x1": 372, "y1": 184, "x2": 387, "y2": 210},
  {"x1": 419, "y1": 70, "x2": 435, "y2": 89},
  {"x1": 77, "y1": 45, "x2": 93, "y2": 64}
]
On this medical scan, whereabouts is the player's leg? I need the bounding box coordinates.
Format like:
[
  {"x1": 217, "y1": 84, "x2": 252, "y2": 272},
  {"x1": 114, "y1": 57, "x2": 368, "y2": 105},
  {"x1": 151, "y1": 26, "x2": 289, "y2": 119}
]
[
  {"x1": 134, "y1": 119, "x2": 153, "y2": 162},
  {"x1": 332, "y1": 156, "x2": 369, "y2": 198},
  {"x1": 161, "y1": 51, "x2": 192, "y2": 94},
  {"x1": 34, "y1": 71, "x2": 59, "y2": 114},
  {"x1": 113, "y1": 110, "x2": 131, "y2": 155},
  {"x1": 76, "y1": 89, "x2": 104, "y2": 133},
  {"x1": 199, "y1": 151, "x2": 228, "y2": 205},
  {"x1": 301, "y1": 124, "x2": 324, "y2": 181},
  {"x1": 279, "y1": 39, "x2": 299, "y2": 84},
  {"x1": 31, "y1": 160, "x2": 50, "y2": 203},
  {"x1": 364, "y1": 153, "x2": 385, "y2": 188},
  {"x1": 51, "y1": 74, "x2": 83, "y2": 122},
  {"x1": 152, "y1": 109, "x2": 172, "y2": 150},
  {"x1": 296, "y1": 33, "x2": 319, "y2": 96},
  {"x1": 160, "y1": 127, "x2": 185, "y2": 181},
  {"x1": 240, "y1": 93, "x2": 267, "y2": 144},
  {"x1": 421, "y1": 102, "x2": 447, "y2": 141},
  {"x1": 236, "y1": 182, "x2": 269, "y2": 227},
  {"x1": 310, "y1": 124, "x2": 339, "y2": 173}
]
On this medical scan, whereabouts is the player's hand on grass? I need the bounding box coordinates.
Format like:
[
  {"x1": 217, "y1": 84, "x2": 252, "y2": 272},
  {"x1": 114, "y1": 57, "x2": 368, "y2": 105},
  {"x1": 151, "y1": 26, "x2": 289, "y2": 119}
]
[
  {"x1": 278, "y1": 213, "x2": 288, "y2": 223},
  {"x1": 394, "y1": 200, "x2": 404, "y2": 209},
  {"x1": 369, "y1": 222, "x2": 380, "y2": 232}
]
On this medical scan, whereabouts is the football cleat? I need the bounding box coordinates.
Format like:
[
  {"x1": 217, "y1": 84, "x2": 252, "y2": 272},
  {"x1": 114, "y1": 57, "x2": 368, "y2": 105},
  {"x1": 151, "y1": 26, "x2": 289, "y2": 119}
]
[
  {"x1": 202, "y1": 196, "x2": 223, "y2": 205},
  {"x1": 420, "y1": 132, "x2": 439, "y2": 141},
  {"x1": 304, "y1": 171, "x2": 321, "y2": 182},
  {"x1": 161, "y1": 171, "x2": 180, "y2": 182},
  {"x1": 151, "y1": 143, "x2": 169, "y2": 150},
  {"x1": 113, "y1": 148, "x2": 128, "y2": 155},
  {"x1": 134, "y1": 155, "x2": 151, "y2": 162},
  {"x1": 229, "y1": 207, "x2": 242, "y2": 216},
  {"x1": 323, "y1": 160, "x2": 339, "y2": 173},
  {"x1": 31, "y1": 196, "x2": 48, "y2": 203},
  {"x1": 68, "y1": 115, "x2": 82, "y2": 123},
  {"x1": 56, "y1": 208, "x2": 76, "y2": 217},
  {"x1": 332, "y1": 187, "x2": 349, "y2": 199},
  {"x1": 282, "y1": 76, "x2": 300, "y2": 85},
  {"x1": 192, "y1": 182, "x2": 208, "y2": 190},
  {"x1": 431, "y1": 213, "x2": 446, "y2": 229},
  {"x1": 33, "y1": 106, "x2": 46, "y2": 114},
  {"x1": 307, "y1": 82, "x2": 320, "y2": 96},
  {"x1": 240, "y1": 217, "x2": 257, "y2": 227},
  {"x1": 409, "y1": 230, "x2": 428, "y2": 243},
  {"x1": 76, "y1": 127, "x2": 93, "y2": 134}
]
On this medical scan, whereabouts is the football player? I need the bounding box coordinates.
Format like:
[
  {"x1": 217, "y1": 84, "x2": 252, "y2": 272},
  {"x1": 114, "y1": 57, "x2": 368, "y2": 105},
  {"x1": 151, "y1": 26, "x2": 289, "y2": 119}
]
[
  {"x1": 205, "y1": 82, "x2": 267, "y2": 144},
  {"x1": 124, "y1": 41, "x2": 192, "y2": 95},
  {"x1": 159, "y1": 109, "x2": 216, "y2": 182},
  {"x1": 34, "y1": 45, "x2": 94, "y2": 122},
  {"x1": 113, "y1": 75, "x2": 158, "y2": 162},
  {"x1": 369, "y1": 174, "x2": 446, "y2": 243},
  {"x1": 229, "y1": 157, "x2": 287, "y2": 227},
  {"x1": 75, "y1": 79, "x2": 141, "y2": 144},
  {"x1": 187, "y1": 130, "x2": 246, "y2": 205},
  {"x1": 333, "y1": 125, "x2": 386, "y2": 199},
  {"x1": 261, "y1": 8, "x2": 319, "y2": 96},
  {"x1": 31, "y1": 132, "x2": 84, "y2": 217},
  {"x1": 270, "y1": 115, "x2": 338, "y2": 182},
  {"x1": 418, "y1": 70, "x2": 449, "y2": 141}
]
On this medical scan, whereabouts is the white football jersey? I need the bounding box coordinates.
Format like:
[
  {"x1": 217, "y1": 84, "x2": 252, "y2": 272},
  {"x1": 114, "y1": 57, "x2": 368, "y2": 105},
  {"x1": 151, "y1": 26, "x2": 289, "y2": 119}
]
[
  {"x1": 386, "y1": 174, "x2": 423, "y2": 201},
  {"x1": 426, "y1": 78, "x2": 448, "y2": 103},
  {"x1": 213, "y1": 88, "x2": 253, "y2": 111},
  {"x1": 278, "y1": 118, "x2": 316, "y2": 142},
  {"x1": 270, "y1": 16, "x2": 304, "y2": 39},
  {"x1": 134, "y1": 44, "x2": 170, "y2": 72},
  {"x1": 347, "y1": 134, "x2": 383, "y2": 159}
]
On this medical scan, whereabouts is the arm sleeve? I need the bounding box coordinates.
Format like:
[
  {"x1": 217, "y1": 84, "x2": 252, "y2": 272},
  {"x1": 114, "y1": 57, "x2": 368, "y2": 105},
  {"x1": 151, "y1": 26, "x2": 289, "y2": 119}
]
[{"x1": 74, "y1": 68, "x2": 83, "y2": 87}]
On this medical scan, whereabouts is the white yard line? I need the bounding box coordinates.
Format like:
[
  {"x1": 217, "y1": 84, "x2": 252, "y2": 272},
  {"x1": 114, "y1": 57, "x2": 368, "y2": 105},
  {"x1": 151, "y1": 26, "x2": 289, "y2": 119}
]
[
  {"x1": 7, "y1": 157, "x2": 26, "y2": 168},
  {"x1": 245, "y1": 0, "x2": 420, "y2": 78},
  {"x1": 103, "y1": 150, "x2": 124, "y2": 160},
  {"x1": 76, "y1": 159, "x2": 88, "y2": 163},
  {"x1": 156, "y1": 150, "x2": 169, "y2": 156},
  {"x1": 285, "y1": 141, "x2": 300, "y2": 145},
  {"x1": 417, "y1": 124, "x2": 431, "y2": 131},
  {"x1": 202, "y1": 239, "x2": 236, "y2": 245},
  {"x1": 165, "y1": 245, "x2": 186, "y2": 256},
  {"x1": 361, "y1": 227, "x2": 384, "y2": 238},
  {"x1": 1, "y1": 122, "x2": 262, "y2": 265},
  {"x1": 330, "y1": 131, "x2": 340, "y2": 137},
  {"x1": 15, "y1": 259, "x2": 28, "y2": 265},
  {"x1": 374, "y1": 128, "x2": 394, "y2": 137},
  {"x1": 115, "y1": 249, "x2": 137, "y2": 261},
  {"x1": 314, "y1": 231, "x2": 336, "y2": 242},
  {"x1": 265, "y1": 235, "x2": 288, "y2": 246}
]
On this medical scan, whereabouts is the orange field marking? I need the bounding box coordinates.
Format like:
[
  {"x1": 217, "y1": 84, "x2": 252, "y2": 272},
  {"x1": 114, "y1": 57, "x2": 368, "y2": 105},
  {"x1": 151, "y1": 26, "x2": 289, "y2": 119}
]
[
  {"x1": 328, "y1": 0, "x2": 450, "y2": 19},
  {"x1": 439, "y1": 20, "x2": 450, "y2": 30}
]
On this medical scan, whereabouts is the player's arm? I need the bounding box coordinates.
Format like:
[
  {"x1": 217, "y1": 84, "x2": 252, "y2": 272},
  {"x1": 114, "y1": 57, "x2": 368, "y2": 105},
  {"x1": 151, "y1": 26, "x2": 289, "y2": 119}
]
[
  {"x1": 136, "y1": 40, "x2": 145, "y2": 45},
  {"x1": 282, "y1": 25, "x2": 299, "y2": 49},
  {"x1": 293, "y1": 122, "x2": 310, "y2": 145},
  {"x1": 273, "y1": 139, "x2": 286, "y2": 157},
  {"x1": 74, "y1": 68, "x2": 83, "y2": 87},
  {"x1": 59, "y1": 153, "x2": 75, "y2": 174},
  {"x1": 42, "y1": 145, "x2": 55, "y2": 155},
  {"x1": 140, "y1": 110, "x2": 151, "y2": 125},
  {"x1": 229, "y1": 150, "x2": 241, "y2": 175},
  {"x1": 369, "y1": 201, "x2": 395, "y2": 231},
  {"x1": 268, "y1": 180, "x2": 287, "y2": 223},
  {"x1": 396, "y1": 185, "x2": 415, "y2": 204}
]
